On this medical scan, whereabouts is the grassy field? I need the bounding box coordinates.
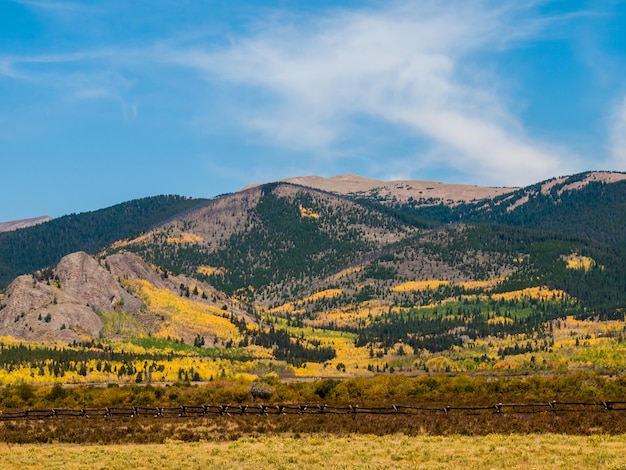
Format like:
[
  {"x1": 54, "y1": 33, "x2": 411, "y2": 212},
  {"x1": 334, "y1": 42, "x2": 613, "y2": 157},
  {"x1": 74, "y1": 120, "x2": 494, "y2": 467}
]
[{"x1": 1, "y1": 434, "x2": 625, "y2": 469}]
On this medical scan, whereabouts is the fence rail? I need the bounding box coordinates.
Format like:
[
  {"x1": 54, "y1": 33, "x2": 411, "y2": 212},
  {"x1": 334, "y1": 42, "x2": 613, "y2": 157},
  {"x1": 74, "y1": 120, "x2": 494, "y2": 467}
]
[{"x1": 1, "y1": 401, "x2": 625, "y2": 421}]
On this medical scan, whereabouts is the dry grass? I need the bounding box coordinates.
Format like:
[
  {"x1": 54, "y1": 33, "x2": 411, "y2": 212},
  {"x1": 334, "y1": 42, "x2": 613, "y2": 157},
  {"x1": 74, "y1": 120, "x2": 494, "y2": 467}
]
[{"x1": 1, "y1": 434, "x2": 625, "y2": 469}]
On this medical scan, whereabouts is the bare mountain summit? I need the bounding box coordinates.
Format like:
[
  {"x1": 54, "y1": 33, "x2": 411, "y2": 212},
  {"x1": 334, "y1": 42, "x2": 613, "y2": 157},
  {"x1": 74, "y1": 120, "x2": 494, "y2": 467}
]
[
  {"x1": 0, "y1": 216, "x2": 52, "y2": 233},
  {"x1": 243, "y1": 174, "x2": 517, "y2": 207}
]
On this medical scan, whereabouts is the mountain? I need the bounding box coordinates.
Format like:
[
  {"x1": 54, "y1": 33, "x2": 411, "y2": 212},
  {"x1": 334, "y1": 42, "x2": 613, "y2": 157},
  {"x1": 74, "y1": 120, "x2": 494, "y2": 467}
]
[
  {"x1": 244, "y1": 174, "x2": 517, "y2": 207},
  {"x1": 1, "y1": 171, "x2": 625, "y2": 375},
  {"x1": 0, "y1": 195, "x2": 206, "y2": 289},
  {"x1": 119, "y1": 183, "x2": 421, "y2": 305},
  {"x1": 0, "y1": 216, "x2": 52, "y2": 233}
]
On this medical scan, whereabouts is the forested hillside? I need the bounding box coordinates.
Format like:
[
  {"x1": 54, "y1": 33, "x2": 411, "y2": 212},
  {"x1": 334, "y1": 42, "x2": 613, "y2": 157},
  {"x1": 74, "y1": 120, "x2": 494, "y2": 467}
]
[
  {"x1": 1, "y1": 172, "x2": 626, "y2": 381},
  {"x1": 122, "y1": 183, "x2": 418, "y2": 306},
  {"x1": 401, "y1": 174, "x2": 626, "y2": 315},
  {"x1": 0, "y1": 195, "x2": 205, "y2": 288},
  {"x1": 409, "y1": 173, "x2": 626, "y2": 244}
]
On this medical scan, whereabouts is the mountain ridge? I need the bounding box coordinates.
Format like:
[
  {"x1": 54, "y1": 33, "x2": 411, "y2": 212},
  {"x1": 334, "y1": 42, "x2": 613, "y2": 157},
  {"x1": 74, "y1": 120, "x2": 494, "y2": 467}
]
[
  {"x1": 1, "y1": 170, "x2": 625, "y2": 343},
  {"x1": 0, "y1": 216, "x2": 52, "y2": 233},
  {"x1": 242, "y1": 173, "x2": 518, "y2": 207},
  {"x1": 1, "y1": 170, "x2": 626, "y2": 380}
]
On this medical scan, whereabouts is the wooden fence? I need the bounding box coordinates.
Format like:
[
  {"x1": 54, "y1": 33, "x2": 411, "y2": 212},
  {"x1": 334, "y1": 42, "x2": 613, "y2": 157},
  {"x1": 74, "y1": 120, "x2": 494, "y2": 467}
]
[{"x1": 1, "y1": 401, "x2": 626, "y2": 420}]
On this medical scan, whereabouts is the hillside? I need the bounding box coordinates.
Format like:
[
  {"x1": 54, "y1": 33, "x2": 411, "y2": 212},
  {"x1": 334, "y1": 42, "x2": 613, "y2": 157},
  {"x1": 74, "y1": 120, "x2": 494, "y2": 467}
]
[
  {"x1": 407, "y1": 171, "x2": 626, "y2": 235},
  {"x1": 1, "y1": 171, "x2": 626, "y2": 383},
  {"x1": 0, "y1": 195, "x2": 206, "y2": 289},
  {"x1": 0, "y1": 251, "x2": 251, "y2": 344}
]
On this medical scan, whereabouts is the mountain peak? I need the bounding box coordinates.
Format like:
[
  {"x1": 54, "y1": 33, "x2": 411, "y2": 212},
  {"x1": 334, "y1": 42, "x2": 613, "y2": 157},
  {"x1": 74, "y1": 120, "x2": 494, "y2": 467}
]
[
  {"x1": 277, "y1": 174, "x2": 517, "y2": 207},
  {"x1": 0, "y1": 216, "x2": 52, "y2": 233}
]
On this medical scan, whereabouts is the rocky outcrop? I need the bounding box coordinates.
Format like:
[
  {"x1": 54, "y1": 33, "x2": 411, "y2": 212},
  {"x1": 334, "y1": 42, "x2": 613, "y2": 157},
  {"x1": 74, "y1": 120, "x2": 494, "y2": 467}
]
[
  {"x1": 105, "y1": 252, "x2": 168, "y2": 289},
  {"x1": 0, "y1": 251, "x2": 143, "y2": 342},
  {"x1": 55, "y1": 252, "x2": 141, "y2": 313},
  {"x1": 0, "y1": 273, "x2": 103, "y2": 342}
]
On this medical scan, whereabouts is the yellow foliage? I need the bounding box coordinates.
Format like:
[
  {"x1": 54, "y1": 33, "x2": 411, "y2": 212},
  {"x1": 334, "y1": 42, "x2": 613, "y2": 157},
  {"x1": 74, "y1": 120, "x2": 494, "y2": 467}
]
[
  {"x1": 111, "y1": 230, "x2": 203, "y2": 250},
  {"x1": 307, "y1": 301, "x2": 393, "y2": 329},
  {"x1": 269, "y1": 289, "x2": 343, "y2": 315},
  {"x1": 244, "y1": 344, "x2": 274, "y2": 359},
  {"x1": 110, "y1": 231, "x2": 156, "y2": 250},
  {"x1": 459, "y1": 279, "x2": 502, "y2": 290},
  {"x1": 131, "y1": 279, "x2": 241, "y2": 343},
  {"x1": 551, "y1": 316, "x2": 626, "y2": 341},
  {"x1": 100, "y1": 311, "x2": 145, "y2": 338},
  {"x1": 392, "y1": 280, "x2": 450, "y2": 292},
  {"x1": 267, "y1": 302, "x2": 297, "y2": 315},
  {"x1": 196, "y1": 265, "x2": 226, "y2": 276},
  {"x1": 564, "y1": 254, "x2": 596, "y2": 272},
  {"x1": 304, "y1": 289, "x2": 343, "y2": 302},
  {"x1": 425, "y1": 356, "x2": 460, "y2": 372},
  {"x1": 487, "y1": 316, "x2": 514, "y2": 325},
  {"x1": 166, "y1": 233, "x2": 203, "y2": 245},
  {"x1": 328, "y1": 265, "x2": 363, "y2": 281},
  {"x1": 292, "y1": 340, "x2": 380, "y2": 378},
  {"x1": 493, "y1": 359, "x2": 518, "y2": 370},
  {"x1": 491, "y1": 286, "x2": 568, "y2": 302},
  {"x1": 0, "y1": 335, "x2": 24, "y2": 345},
  {"x1": 299, "y1": 205, "x2": 320, "y2": 219}
]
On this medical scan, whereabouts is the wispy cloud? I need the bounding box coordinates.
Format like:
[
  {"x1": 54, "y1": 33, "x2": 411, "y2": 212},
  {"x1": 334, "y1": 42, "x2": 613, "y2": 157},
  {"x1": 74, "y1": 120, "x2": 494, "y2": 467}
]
[
  {"x1": 155, "y1": 2, "x2": 576, "y2": 184},
  {"x1": 0, "y1": 60, "x2": 33, "y2": 81},
  {"x1": 164, "y1": 0, "x2": 583, "y2": 186},
  {"x1": 0, "y1": 48, "x2": 139, "y2": 119},
  {"x1": 1, "y1": 0, "x2": 615, "y2": 187}
]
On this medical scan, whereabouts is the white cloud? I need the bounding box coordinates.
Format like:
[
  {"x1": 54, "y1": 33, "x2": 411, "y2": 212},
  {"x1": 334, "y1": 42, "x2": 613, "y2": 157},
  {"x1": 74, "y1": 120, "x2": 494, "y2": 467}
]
[
  {"x1": 0, "y1": 59, "x2": 34, "y2": 81},
  {"x1": 0, "y1": 49, "x2": 140, "y2": 121},
  {"x1": 166, "y1": 0, "x2": 581, "y2": 186}
]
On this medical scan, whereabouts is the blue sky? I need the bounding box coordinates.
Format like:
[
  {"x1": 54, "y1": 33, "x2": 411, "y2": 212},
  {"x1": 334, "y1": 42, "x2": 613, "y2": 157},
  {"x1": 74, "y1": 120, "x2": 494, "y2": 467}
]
[{"x1": 1, "y1": 0, "x2": 626, "y2": 221}]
